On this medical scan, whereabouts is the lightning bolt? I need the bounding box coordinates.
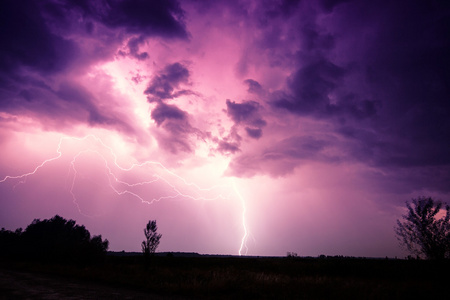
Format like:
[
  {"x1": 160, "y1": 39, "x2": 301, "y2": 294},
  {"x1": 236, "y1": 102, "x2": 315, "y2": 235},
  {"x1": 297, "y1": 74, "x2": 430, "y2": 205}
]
[
  {"x1": 0, "y1": 135, "x2": 250, "y2": 255},
  {"x1": 233, "y1": 179, "x2": 249, "y2": 256}
]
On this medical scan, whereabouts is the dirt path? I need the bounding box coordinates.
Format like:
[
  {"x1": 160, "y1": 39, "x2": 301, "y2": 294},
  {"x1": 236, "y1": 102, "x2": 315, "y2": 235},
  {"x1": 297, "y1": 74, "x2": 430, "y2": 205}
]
[{"x1": 0, "y1": 268, "x2": 178, "y2": 300}]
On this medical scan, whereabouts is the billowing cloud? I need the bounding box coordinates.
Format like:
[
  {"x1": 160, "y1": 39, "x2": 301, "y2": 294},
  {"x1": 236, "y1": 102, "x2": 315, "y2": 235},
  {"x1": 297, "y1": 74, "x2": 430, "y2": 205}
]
[
  {"x1": 151, "y1": 102, "x2": 187, "y2": 126},
  {"x1": 99, "y1": 0, "x2": 187, "y2": 38},
  {"x1": 273, "y1": 60, "x2": 346, "y2": 115},
  {"x1": 227, "y1": 134, "x2": 341, "y2": 177},
  {"x1": 40, "y1": 0, "x2": 188, "y2": 39},
  {"x1": 216, "y1": 140, "x2": 241, "y2": 155},
  {"x1": 222, "y1": 0, "x2": 450, "y2": 194},
  {"x1": 226, "y1": 99, "x2": 266, "y2": 139},
  {"x1": 0, "y1": 1, "x2": 78, "y2": 76},
  {"x1": 144, "y1": 62, "x2": 200, "y2": 154},
  {"x1": 119, "y1": 36, "x2": 149, "y2": 60},
  {"x1": 145, "y1": 62, "x2": 191, "y2": 101},
  {"x1": 0, "y1": 0, "x2": 188, "y2": 135},
  {"x1": 244, "y1": 79, "x2": 264, "y2": 95},
  {"x1": 245, "y1": 127, "x2": 263, "y2": 139}
]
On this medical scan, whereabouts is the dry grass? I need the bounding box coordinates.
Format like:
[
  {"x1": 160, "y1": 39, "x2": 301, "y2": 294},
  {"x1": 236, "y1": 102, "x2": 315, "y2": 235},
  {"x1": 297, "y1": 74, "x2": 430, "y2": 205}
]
[{"x1": 1, "y1": 256, "x2": 449, "y2": 299}]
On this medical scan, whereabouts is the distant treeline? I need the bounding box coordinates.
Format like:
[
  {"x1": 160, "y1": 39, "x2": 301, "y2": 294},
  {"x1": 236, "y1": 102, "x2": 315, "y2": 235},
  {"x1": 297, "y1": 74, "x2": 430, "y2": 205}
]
[{"x1": 0, "y1": 215, "x2": 108, "y2": 264}]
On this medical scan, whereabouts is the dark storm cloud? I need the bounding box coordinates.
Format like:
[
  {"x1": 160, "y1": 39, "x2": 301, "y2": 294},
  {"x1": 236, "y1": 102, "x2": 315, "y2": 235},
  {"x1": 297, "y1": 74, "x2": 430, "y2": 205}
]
[
  {"x1": 244, "y1": 79, "x2": 263, "y2": 95},
  {"x1": 55, "y1": 82, "x2": 126, "y2": 127},
  {"x1": 0, "y1": 0, "x2": 78, "y2": 75},
  {"x1": 0, "y1": 0, "x2": 189, "y2": 134},
  {"x1": 0, "y1": 2, "x2": 133, "y2": 134},
  {"x1": 318, "y1": 0, "x2": 352, "y2": 13},
  {"x1": 271, "y1": 0, "x2": 450, "y2": 163},
  {"x1": 119, "y1": 36, "x2": 149, "y2": 60},
  {"x1": 217, "y1": 140, "x2": 241, "y2": 155},
  {"x1": 266, "y1": 4, "x2": 378, "y2": 121},
  {"x1": 145, "y1": 62, "x2": 201, "y2": 154},
  {"x1": 272, "y1": 136, "x2": 332, "y2": 160},
  {"x1": 226, "y1": 100, "x2": 260, "y2": 123},
  {"x1": 227, "y1": 135, "x2": 338, "y2": 177},
  {"x1": 145, "y1": 63, "x2": 190, "y2": 101},
  {"x1": 334, "y1": 0, "x2": 450, "y2": 173},
  {"x1": 151, "y1": 102, "x2": 187, "y2": 126},
  {"x1": 0, "y1": 78, "x2": 133, "y2": 133},
  {"x1": 100, "y1": 0, "x2": 188, "y2": 38},
  {"x1": 145, "y1": 62, "x2": 209, "y2": 154},
  {"x1": 245, "y1": 127, "x2": 263, "y2": 139},
  {"x1": 227, "y1": 0, "x2": 450, "y2": 193},
  {"x1": 256, "y1": 0, "x2": 302, "y2": 24},
  {"x1": 225, "y1": 100, "x2": 266, "y2": 139},
  {"x1": 42, "y1": 0, "x2": 188, "y2": 39},
  {"x1": 39, "y1": 0, "x2": 188, "y2": 61},
  {"x1": 150, "y1": 102, "x2": 203, "y2": 154},
  {"x1": 273, "y1": 59, "x2": 345, "y2": 115},
  {"x1": 0, "y1": 0, "x2": 187, "y2": 75}
]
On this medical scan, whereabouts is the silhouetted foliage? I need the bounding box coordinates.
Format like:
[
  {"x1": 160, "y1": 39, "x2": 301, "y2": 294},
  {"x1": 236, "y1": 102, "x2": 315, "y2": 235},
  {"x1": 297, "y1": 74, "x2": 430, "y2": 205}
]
[
  {"x1": 141, "y1": 220, "x2": 162, "y2": 257},
  {"x1": 0, "y1": 215, "x2": 108, "y2": 264},
  {"x1": 395, "y1": 197, "x2": 450, "y2": 260},
  {"x1": 287, "y1": 252, "x2": 298, "y2": 258},
  {"x1": 0, "y1": 227, "x2": 22, "y2": 258}
]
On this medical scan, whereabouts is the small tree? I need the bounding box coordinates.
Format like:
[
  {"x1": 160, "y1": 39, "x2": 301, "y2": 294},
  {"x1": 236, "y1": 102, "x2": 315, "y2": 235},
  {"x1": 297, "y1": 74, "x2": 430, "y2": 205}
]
[
  {"x1": 395, "y1": 197, "x2": 450, "y2": 260},
  {"x1": 141, "y1": 220, "x2": 162, "y2": 257}
]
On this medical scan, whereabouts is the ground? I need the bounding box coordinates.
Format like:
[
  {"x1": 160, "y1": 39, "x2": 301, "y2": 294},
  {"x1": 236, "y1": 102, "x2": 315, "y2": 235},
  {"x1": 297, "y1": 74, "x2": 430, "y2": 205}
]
[
  {"x1": 0, "y1": 268, "x2": 175, "y2": 300},
  {"x1": 1, "y1": 256, "x2": 449, "y2": 299}
]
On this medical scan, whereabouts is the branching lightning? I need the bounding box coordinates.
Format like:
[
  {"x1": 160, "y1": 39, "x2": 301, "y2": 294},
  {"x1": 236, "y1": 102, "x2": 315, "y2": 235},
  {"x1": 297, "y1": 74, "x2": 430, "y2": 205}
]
[{"x1": 0, "y1": 135, "x2": 250, "y2": 255}]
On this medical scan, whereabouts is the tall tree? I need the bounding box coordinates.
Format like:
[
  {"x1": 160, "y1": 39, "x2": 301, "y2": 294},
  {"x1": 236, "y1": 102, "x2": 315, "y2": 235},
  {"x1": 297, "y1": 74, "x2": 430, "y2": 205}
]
[
  {"x1": 395, "y1": 197, "x2": 450, "y2": 260},
  {"x1": 141, "y1": 220, "x2": 162, "y2": 257}
]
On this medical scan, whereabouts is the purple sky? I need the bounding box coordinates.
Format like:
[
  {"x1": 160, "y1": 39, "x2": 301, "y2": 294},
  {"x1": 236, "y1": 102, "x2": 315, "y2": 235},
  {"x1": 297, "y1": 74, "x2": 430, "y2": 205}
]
[{"x1": 1, "y1": 0, "x2": 449, "y2": 257}]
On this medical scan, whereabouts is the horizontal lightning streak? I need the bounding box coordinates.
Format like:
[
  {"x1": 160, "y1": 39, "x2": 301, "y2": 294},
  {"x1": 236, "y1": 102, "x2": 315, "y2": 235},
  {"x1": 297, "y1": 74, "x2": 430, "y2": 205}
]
[{"x1": 1, "y1": 134, "x2": 250, "y2": 255}]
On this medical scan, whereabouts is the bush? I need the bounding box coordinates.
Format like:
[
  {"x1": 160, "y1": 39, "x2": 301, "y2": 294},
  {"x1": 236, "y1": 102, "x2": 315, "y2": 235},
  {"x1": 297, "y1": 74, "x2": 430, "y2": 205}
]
[{"x1": 0, "y1": 215, "x2": 108, "y2": 264}]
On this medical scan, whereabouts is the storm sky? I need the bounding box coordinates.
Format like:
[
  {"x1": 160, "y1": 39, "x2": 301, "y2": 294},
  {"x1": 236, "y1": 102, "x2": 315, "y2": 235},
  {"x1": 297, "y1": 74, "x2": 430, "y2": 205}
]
[{"x1": 1, "y1": 0, "x2": 449, "y2": 257}]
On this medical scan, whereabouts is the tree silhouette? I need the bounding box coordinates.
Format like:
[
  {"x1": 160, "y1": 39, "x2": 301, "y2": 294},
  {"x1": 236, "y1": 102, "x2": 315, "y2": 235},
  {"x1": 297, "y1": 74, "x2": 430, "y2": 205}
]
[
  {"x1": 395, "y1": 197, "x2": 450, "y2": 260},
  {"x1": 0, "y1": 227, "x2": 22, "y2": 258},
  {"x1": 141, "y1": 220, "x2": 162, "y2": 257},
  {"x1": 0, "y1": 215, "x2": 109, "y2": 263}
]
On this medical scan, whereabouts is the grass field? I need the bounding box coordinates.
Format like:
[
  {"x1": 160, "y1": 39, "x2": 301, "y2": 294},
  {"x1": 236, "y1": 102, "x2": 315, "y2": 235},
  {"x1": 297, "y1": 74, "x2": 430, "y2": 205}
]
[{"x1": 1, "y1": 254, "x2": 449, "y2": 299}]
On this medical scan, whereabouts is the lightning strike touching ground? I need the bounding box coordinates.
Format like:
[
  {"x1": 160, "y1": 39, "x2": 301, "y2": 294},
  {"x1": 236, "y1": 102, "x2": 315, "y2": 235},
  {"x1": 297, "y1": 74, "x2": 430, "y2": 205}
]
[
  {"x1": 234, "y1": 179, "x2": 249, "y2": 256},
  {"x1": 0, "y1": 135, "x2": 250, "y2": 255}
]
